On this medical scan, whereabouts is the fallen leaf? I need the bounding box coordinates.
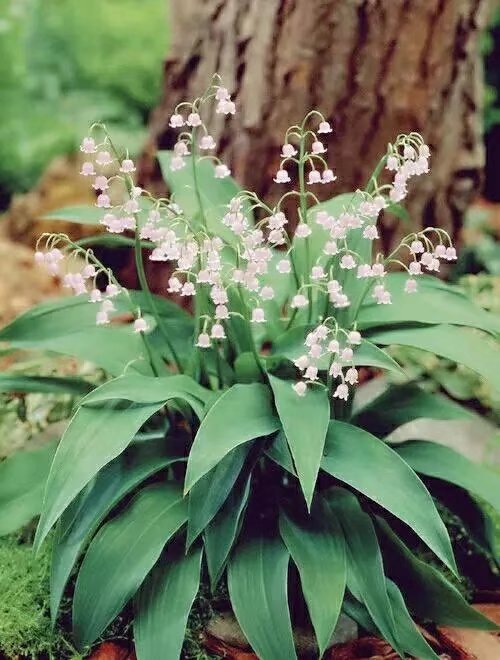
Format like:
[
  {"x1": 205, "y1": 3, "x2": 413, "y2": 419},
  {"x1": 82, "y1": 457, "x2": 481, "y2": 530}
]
[
  {"x1": 202, "y1": 632, "x2": 258, "y2": 659},
  {"x1": 87, "y1": 641, "x2": 136, "y2": 660}
]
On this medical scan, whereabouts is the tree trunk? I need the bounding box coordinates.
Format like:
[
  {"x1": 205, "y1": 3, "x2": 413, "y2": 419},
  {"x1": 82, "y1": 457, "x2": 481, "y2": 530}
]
[{"x1": 139, "y1": 0, "x2": 490, "y2": 252}]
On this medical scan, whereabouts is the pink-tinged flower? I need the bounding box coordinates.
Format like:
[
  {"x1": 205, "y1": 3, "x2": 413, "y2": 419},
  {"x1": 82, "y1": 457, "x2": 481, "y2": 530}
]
[
  {"x1": 311, "y1": 265, "x2": 325, "y2": 280},
  {"x1": 274, "y1": 168, "x2": 291, "y2": 184},
  {"x1": 409, "y1": 261, "x2": 422, "y2": 275},
  {"x1": 186, "y1": 112, "x2": 202, "y2": 127},
  {"x1": 445, "y1": 246, "x2": 457, "y2": 261},
  {"x1": 318, "y1": 120, "x2": 333, "y2": 134},
  {"x1": 119, "y1": 159, "x2": 135, "y2": 173},
  {"x1": 196, "y1": 332, "x2": 211, "y2": 348},
  {"x1": 260, "y1": 286, "x2": 275, "y2": 300},
  {"x1": 169, "y1": 113, "x2": 184, "y2": 128},
  {"x1": 410, "y1": 240, "x2": 424, "y2": 254},
  {"x1": 34, "y1": 251, "x2": 45, "y2": 265},
  {"x1": 386, "y1": 154, "x2": 399, "y2": 171},
  {"x1": 307, "y1": 170, "x2": 322, "y2": 184},
  {"x1": 92, "y1": 175, "x2": 109, "y2": 191},
  {"x1": 170, "y1": 155, "x2": 186, "y2": 171},
  {"x1": 420, "y1": 252, "x2": 434, "y2": 268},
  {"x1": 304, "y1": 365, "x2": 319, "y2": 381},
  {"x1": 329, "y1": 361, "x2": 342, "y2": 378},
  {"x1": 89, "y1": 288, "x2": 102, "y2": 303},
  {"x1": 276, "y1": 259, "x2": 291, "y2": 274},
  {"x1": 405, "y1": 278, "x2": 418, "y2": 293},
  {"x1": 293, "y1": 381, "x2": 307, "y2": 397},
  {"x1": 215, "y1": 164, "x2": 231, "y2": 178},
  {"x1": 434, "y1": 244, "x2": 447, "y2": 258},
  {"x1": 174, "y1": 141, "x2": 190, "y2": 156},
  {"x1": 291, "y1": 294, "x2": 308, "y2": 309},
  {"x1": 216, "y1": 99, "x2": 236, "y2": 115},
  {"x1": 295, "y1": 223, "x2": 312, "y2": 238},
  {"x1": 96, "y1": 310, "x2": 109, "y2": 325},
  {"x1": 281, "y1": 143, "x2": 297, "y2": 158},
  {"x1": 371, "y1": 263, "x2": 386, "y2": 278},
  {"x1": 333, "y1": 383, "x2": 349, "y2": 400},
  {"x1": 251, "y1": 307, "x2": 266, "y2": 323},
  {"x1": 294, "y1": 355, "x2": 309, "y2": 370},
  {"x1": 80, "y1": 137, "x2": 97, "y2": 153},
  {"x1": 340, "y1": 254, "x2": 356, "y2": 270},
  {"x1": 211, "y1": 322, "x2": 226, "y2": 339},
  {"x1": 96, "y1": 194, "x2": 111, "y2": 208},
  {"x1": 181, "y1": 282, "x2": 196, "y2": 296},
  {"x1": 312, "y1": 140, "x2": 326, "y2": 155},
  {"x1": 357, "y1": 264, "x2": 372, "y2": 279},
  {"x1": 363, "y1": 224, "x2": 379, "y2": 240},
  {"x1": 134, "y1": 318, "x2": 149, "y2": 333},
  {"x1": 328, "y1": 339, "x2": 340, "y2": 354},
  {"x1": 348, "y1": 330, "x2": 361, "y2": 345},
  {"x1": 215, "y1": 304, "x2": 229, "y2": 320},
  {"x1": 332, "y1": 293, "x2": 350, "y2": 308},
  {"x1": 199, "y1": 135, "x2": 216, "y2": 150},
  {"x1": 215, "y1": 87, "x2": 230, "y2": 101},
  {"x1": 105, "y1": 283, "x2": 120, "y2": 298},
  {"x1": 324, "y1": 241, "x2": 339, "y2": 256},
  {"x1": 268, "y1": 229, "x2": 286, "y2": 245},
  {"x1": 341, "y1": 347, "x2": 353, "y2": 361},
  {"x1": 95, "y1": 151, "x2": 113, "y2": 166},
  {"x1": 101, "y1": 299, "x2": 115, "y2": 313},
  {"x1": 167, "y1": 277, "x2": 182, "y2": 293},
  {"x1": 403, "y1": 144, "x2": 416, "y2": 160},
  {"x1": 124, "y1": 199, "x2": 139, "y2": 214},
  {"x1": 322, "y1": 169, "x2": 337, "y2": 183},
  {"x1": 345, "y1": 367, "x2": 359, "y2": 385},
  {"x1": 82, "y1": 264, "x2": 96, "y2": 279},
  {"x1": 80, "y1": 161, "x2": 96, "y2": 176}
]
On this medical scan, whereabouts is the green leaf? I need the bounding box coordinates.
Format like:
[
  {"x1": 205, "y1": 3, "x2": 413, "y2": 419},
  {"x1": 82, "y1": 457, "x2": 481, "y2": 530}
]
[
  {"x1": 265, "y1": 430, "x2": 296, "y2": 475},
  {"x1": 359, "y1": 273, "x2": 500, "y2": 336},
  {"x1": 322, "y1": 421, "x2": 456, "y2": 573},
  {"x1": 378, "y1": 519, "x2": 498, "y2": 630},
  {"x1": 184, "y1": 383, "x2": 279, "y2": 492},
  {"x1": 0, "y1": 374, "x2": 94, "y2": 396},
  {"x1": 73, "y1": 483, "x2": 187, "y2": 649},
  {"x1": 0, "y1": 291, "x2": 194, "y2": 376},
  {"x1": 386, "y1": 579, "x2": 440, "y2": 660},
  {"x1": 396, "y1": 440, "x2": 500, "y2": 511},
  {"x1": 204, "y1": 473, "x2": 251, "y2": 589},
  {"x1": 187, "y1": 444, "x2": 249, "y2": 547},
  {"x1": 158, "y1": 152, "x2": 251, "y2": 246},
  {"x1": 0, "y1": 441, "x2": 57, "y2": 536},
  {"x1": 268, "y1": 374, "x2": 329, "y2": 508},
  {"x1": 272, "y1": 325, "x2": 403, "y2": 376},
  {"x1": 81, "y1": 373, "x2": 209, "y2": 419},
  {"x1": 50, "y1": 439, "x2": 184, "y2": 622},
  {"x1": 35, "y1": 398, "x2": 166, "y2": 551},
  {"x1": 368, "y1": 324, "x2": 500, "y2": 391},
  {"x1": 279, "y1": 509, "x2": 346, "y2": 657},
  {"x1": 323, "y1": 488, "x2": 402, "y2": 655},
  {"x1": 134, "y1": 544, "x2": 202, "y2": 660},
  {"x1": 228, "y1": 533, "x2": 297, "y2": 660},
  {"x1": 42, "y1": 205, "x2": 104, "y2": 225},
  {"x1": 352, "y1": 382, "x2": 473, "y2": 437}
]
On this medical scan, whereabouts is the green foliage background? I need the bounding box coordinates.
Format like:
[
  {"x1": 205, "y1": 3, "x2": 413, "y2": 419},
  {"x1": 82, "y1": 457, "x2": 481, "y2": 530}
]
[{"x1": 0, "y1": 0, "x2": 168, "y2": 196}]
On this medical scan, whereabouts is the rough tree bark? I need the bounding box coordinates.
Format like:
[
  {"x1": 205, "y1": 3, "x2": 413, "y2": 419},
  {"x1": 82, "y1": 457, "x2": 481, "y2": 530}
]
[{"x1": 139, "y1": 0, "x2": 490, "y2": 251}]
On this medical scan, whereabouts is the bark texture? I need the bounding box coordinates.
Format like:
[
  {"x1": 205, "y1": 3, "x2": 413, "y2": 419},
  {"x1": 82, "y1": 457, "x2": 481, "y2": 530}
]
[{"x1": 139, "y1": 0, "x2": 490, "y2": 250}]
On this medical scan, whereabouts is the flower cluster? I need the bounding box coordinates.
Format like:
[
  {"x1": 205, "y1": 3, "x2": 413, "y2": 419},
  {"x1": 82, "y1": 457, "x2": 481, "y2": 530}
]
[{"x1": 35, "y1": 77, "x2": 457, "y2": 402}]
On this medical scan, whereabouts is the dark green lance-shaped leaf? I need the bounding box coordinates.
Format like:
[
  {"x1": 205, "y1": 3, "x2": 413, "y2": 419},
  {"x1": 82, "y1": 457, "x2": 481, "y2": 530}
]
[
  {"x1": 352, "y1": 382, "x2": 473, "y2": 437},
  {"x1": 272, "y1": 326, "x2": 403, "y2": 376},
  {"x1": 0, "y1": 291, "x2": 194, "y2": 375},
  {"x1": 323, "y1": 488, "x2": 402, "y2": 655},
  {"x1": 0, "y1": 441, "x2": 57, "y2": 536},
  {"x1": 279, "y1": 509, "x2": 346, "y2": 658},
  {"x1": 322, "y1": 421, "x2": 456, "y2": 573},
  {"x1": 81, "y1": 373, "x2": 209, "y2": 419},
  {"x1": 378, "y1": 519, "x2": 497, "y2": 630},
  {"x1": 228, "y1": 533, "x2": 296, "y2": 660},
  {"x1": 184, "y1": 383, "x2": 279, "y2": 492},
  {"x1": 269, "y1": 374, "x2": 329, "y2": 508},
  {"x1": 265, "y1": 430, "x2": 296, "y2": 475},
  {"x1": 0, "y1": 374, "x2": 94, "y2": 396},
  {"x1": 396, "y1": 440, "x2": 500, "y2": 511},
  {"x1": 367, "y1": 324, "x2": 500, "y2": 391},
  {"x1": 187, "y1": 444, "x2": 249, "y2": 547},
  {"x1": 386, "y1": 579, "x2": 440, "y2": 660},
  {"x1": 42, "y1": 205, "x2": 104, "y2": 225},
  {"x1": 359, "y1": 273, "x2": 500, "y2": 336},
  {"x1": 50, "y1": 439, "x2": 184, "y2": 622},
  {"x1": 204, "y1": 472, "x2": 251, "y2": 589},
  {"x1": 35, "y1": 399, "x2": 164, "y2": 551},
  {"x1": 134, "y1": 544, "x2": 202, "y2": 660},
  {"x1": 73, "y1": 483, "x2": 187, "y2": 649}
]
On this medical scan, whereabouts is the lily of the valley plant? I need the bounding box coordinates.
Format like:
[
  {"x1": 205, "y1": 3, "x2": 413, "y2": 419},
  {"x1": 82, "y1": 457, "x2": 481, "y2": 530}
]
[{"x1": 2, "y1": 77, "x2": 500, "y2": 659}]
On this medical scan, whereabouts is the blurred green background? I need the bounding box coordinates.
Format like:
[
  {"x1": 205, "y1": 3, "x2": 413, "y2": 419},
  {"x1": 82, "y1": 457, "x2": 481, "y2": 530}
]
[{"x1": 0, "y1": 0, "x2": 168, "y2": 202}]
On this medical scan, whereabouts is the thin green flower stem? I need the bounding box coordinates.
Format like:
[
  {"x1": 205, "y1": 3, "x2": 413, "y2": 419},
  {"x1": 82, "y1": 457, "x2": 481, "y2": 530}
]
[
  {"x1": 297, "y1": 136, "x2": 313, "y2": 322},
  {"x1": 238, "y1": 286, "x2": 265, "y2": 378}
]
